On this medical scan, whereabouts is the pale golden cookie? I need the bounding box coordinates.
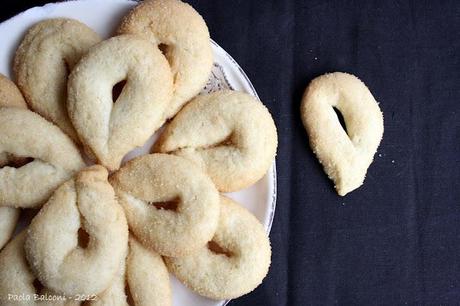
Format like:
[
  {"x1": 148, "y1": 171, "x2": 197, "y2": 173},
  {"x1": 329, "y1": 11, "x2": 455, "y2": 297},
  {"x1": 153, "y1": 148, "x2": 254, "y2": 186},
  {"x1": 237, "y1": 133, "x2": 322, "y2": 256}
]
[
  {"x1": 93, "y1": 236, "x2": 171, "y2": 306},
  {"x1": 110, "y1": 153, "x2": 219, "y2": 257},
  {"x1": 0, "y1": 232, "x2": 78, "y2": 306},
  {"x1": 0, "y1": 207, "x2": 19, "y2": 250},
  {"x1": 25, "y1": 166, "x2": 128, "y2": 297},
  {"x1": 14, "y1": 18, "x2": 102, "y2": 142},
  {"x1": 0, "y1": 73, "x2": 27, "y2": 109},
  {"x1": 0, "y1": 108, "x2": 85, "y2": 208},
  {"x1": 155, "y1": 90, "x2": 278, "y2": 192},
  {"x1": 68, "y1": 35, "x2": 173, "y2": 171},
  {"x1": 118, "y1": 0, "x2": 213, "y2": 119},
  {"x1": 300, "y1": 72, "x2": 384, "y2": 196},
  {"x1": 165, "y1": 196, "x2": 271, "y2": 300},
  {"x1": 0, "y1": 75, "x2": 27, "y2": 250}
]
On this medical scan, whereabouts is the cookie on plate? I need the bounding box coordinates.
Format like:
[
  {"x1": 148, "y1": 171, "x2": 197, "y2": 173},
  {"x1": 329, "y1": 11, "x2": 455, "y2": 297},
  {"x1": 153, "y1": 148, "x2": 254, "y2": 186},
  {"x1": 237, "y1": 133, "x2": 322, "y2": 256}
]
[{"x1": 155, "y1": 90, "x2": 278, "y2": 192}]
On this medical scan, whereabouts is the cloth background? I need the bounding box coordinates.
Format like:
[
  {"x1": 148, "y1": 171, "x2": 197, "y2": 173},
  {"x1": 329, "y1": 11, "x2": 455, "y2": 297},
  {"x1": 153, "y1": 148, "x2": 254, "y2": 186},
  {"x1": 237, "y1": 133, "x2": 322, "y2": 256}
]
[{"x1": 2, "y1": 1, "x2": 460, "y2": 305}]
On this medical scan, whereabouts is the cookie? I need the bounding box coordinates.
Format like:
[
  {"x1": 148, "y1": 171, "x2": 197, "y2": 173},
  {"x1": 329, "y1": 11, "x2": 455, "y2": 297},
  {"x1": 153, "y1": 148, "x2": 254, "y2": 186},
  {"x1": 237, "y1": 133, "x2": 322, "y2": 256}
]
[
  {"x1": 24, "y1": 166, "x2": 129, "y2": 296},
  {"x1": 14, "y1": 18, "x2": 102, "y2": 142},
  {"x1": 0, "y1": 75, "x2": 27, "y2": 249},
  {"x1": 0, "y1": 207, "x2": 20, "y2": 250},
  {"x1": 67, "y1": 35, "x2": 173, "y2": 171},
  {"x1": 300, "y1": 72, "x2": 384, "y2": 196},
  {"x1": 117, "y1": 0, "x2": 213, "y2": 119},
  {"x1": 165, "y1": 196, "x2": 271, "y2": 300},
  {"x1": 0, "y1": 73, "x2": 27, "y2": 109},
  {"x1": 0, "y1": 231, "x2": 78, "y2": 306},
  {"x1": 0, "y1": 108, "x2": 85, "y2": 208},
  {"x1": 155, "y1": 90, "x2": 278, "y2": 192},
  {"x1": 110, "y1": 153, "x2": 220, "y2": 257},
  {"x1": 93, "y1": 236, "x2": 171, "y2": 306}
]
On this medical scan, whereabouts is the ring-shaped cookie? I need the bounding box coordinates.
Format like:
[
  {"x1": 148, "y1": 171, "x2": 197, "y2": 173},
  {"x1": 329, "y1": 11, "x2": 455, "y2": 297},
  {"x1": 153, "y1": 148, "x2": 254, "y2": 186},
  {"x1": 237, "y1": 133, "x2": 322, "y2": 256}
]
[
  {"x1": 93, "y1": 236, "x2": 171, "y2": 306},
  {"x1": 25, "y1": 165, "x2": 128, "y2": 296},
  {"x1": 14, "y1": 18, "x2": 102, "y2": 141},
  {"x1": 0, "y1": 232, "x2": 77, "y2": 306},
  {"x1": 165, "y1": 196, "x2": 271, "y2": 300},
  {"x1": 117, "y1": 0, "x2": 213, "y2": 119},
  {"x1": 68, "y1": 35, "x2": 173, "y2": 171},
  {"x1": 0, "y1": 108, "x2": 85, "y2": 208},
  {"x1": 155, "y1": 90, "x2": 278, "y2": 192},
  {"x1": 300, "y1": 72, "x2": 384, "y2": 196},
  {"x1": 110, "y1": 153, "x2": 220, "y2": 257},
  {"x1": 0, "y1": 75, "x2": 27, "y2": 249}
]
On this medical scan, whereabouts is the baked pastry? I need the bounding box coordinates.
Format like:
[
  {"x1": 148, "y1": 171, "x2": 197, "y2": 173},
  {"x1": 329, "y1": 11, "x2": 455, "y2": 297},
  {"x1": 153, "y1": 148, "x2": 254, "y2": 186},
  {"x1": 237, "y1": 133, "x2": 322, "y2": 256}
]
[
  {"x1": 0, "y1": 231, "x2": 78, "y2": 306},
  {"x1": 92, "y1": 236, "x2": 171, "y2": 306},
  {"x1": 110, "y1": 153, "x2": 220, "y2": 257},
  {"x1": 67, "y1": 35, "x2": 173, "y2": 171},
  {"x1": 0, "y1": 73, "x2": 27, "y2": 109},
  {"x1": 0, "y1": 207, "x2": 20, "y2": 250},
  {"x1": 165, "y1": 196, "x2": 271, "y2": 300},
  {"x1": 155, "y1": 90, "x2": 278, "y2": 192},
  {"x1": 0, "y1": 108, "x2": 85, "y2": 208},
  {"x1": 14, "y1": 18, "x2": 101, "y2": 142},
  {"x1": 24, "y1": 166, "x2": 128, "y2": 296},
  {"x1": 0, "y1": 74, "x2": 27, "y2": 250},
  {"x1": 118, "y1": 0, "x2": 213, "y2": 119},
  {"x1": 300, "y1": 72, "x2": 384, "y2": 196}
]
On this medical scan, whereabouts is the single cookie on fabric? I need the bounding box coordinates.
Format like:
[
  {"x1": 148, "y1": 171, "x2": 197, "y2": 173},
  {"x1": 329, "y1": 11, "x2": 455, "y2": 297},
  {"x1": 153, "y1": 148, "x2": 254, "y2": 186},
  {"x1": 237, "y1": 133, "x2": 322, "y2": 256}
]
[
  {"x1": 300, "y1": 72, "x2": 384, "y2": 196},
  {"x1": 0, "y1": 232, "x2": 78, "y2": 306},
  {"x1": 24, "y1": 165, "x2": 128, "y2": 297},
  {"x1": 67, "y1": 34, "x2": 173, "y2": 171},
  {"x1": 92, "y1": 236, "x2": 171, "y2": 306},
  {"x1": 0, "y1": 73, "x2": 27, "y2": 109},
  {"x1": 117, "y1": 0, "x2": 213, "y2": 119},
  {"x1": 0, "y1": 108, "x2": 85, "y2": 209},
  {"x1": 0, "y1": 207, "x2": 20, "y2": 250},
  {"x1": 155, "y1": 90, "x2": 278, "y2": 192},
  {"x1": 14, "y1": 18, "x2": 102, "y2": 142},
  {"x1": 165, "y1": 196, "x2": 271, "y2": 300},
  {"x1": 110, "y1": 153, "x2": 219, "y2": 257}
]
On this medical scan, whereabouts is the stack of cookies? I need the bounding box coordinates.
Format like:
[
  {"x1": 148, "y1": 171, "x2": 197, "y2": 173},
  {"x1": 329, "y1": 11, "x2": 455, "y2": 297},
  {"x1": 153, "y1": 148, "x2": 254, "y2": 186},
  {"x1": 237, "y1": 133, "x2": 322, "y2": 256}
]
[{"x1": 0, "y1": 0, "x2": 278, "y2": 305}]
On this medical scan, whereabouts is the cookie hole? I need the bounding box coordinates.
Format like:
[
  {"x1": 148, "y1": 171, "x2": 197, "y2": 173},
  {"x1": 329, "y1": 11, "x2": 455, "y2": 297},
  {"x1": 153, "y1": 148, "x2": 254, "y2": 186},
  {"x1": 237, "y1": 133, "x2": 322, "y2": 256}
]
[
  {"x1": 125, "y1": 283, "x2": 135, "y2": 306},
  {"x1": 112, "y1": 80, "x2": 127, "y2": 103},
  {"x1": 33, "y1": 279, "x2": 44, "y2": 293},
  {"x1": 333, "y1": 107, "x2": 348, "y2": 135},
  {"x1": 151, "y1": 198, "x2": 179, "y2": 211},
  {"x1": 158, "y1": 43, "x2": 170, "y2": 57},
  {"x1": 210, "y1": 133, "x2": 235, "y2": 148},
  {"x1": 78, "y1": 228, "x2": 90, "y2": 249},
  {"x1": 0, "y1": 156, "x2": 34, "y2": 168},
  {"x1": 208, "y1": 241, "x2": 233, "y2": 258}
]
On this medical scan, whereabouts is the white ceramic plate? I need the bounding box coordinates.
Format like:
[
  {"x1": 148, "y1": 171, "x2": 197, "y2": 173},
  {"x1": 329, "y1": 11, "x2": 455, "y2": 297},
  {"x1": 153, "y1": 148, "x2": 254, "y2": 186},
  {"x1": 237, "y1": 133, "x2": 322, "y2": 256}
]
[{"x1": 0, "y1": 1, "x2": 277, "y2": 305}]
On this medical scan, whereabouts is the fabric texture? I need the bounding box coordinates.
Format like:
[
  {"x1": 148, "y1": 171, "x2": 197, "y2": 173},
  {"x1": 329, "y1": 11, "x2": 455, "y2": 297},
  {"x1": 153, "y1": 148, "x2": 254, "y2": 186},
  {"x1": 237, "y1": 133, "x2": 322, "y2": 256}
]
[{"x1": 3, "y1": 1, "x2": 460, "y2": 305}]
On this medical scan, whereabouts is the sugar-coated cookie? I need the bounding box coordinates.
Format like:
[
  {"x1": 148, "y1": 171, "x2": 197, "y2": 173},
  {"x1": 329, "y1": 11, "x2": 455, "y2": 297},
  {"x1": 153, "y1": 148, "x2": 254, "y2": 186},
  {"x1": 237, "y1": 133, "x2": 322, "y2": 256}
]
[
  {"x1": 155, "y1": 90, "x2": 278, "y2": 192},
  {"x1": 0, "y1": 232, "x2": 78, "y2": 306},
  {"x1": 165, "y1": 196, "x2": 271, "y2": 300},
  {"x1": 0, "y1": 73, "x2": 27, "y2": 109},
  {"x1": 0, "y1": 207, "x2": 20, "y2": 250},
  {"x1": 92, "y1": 236, "x2": 171, "y2": 306},
  {"x1": 300, "y1": 72, "x2": 384, "y2": 196},
  {"x1": 0, "y1": 108, "x2": 85, "y2": 208},
  {"x1": 14, "y1": 18, "x2": 101, "y2": 142},
  {"x1": 110, "y1": 153, "x2": 219, "y2": 257},
  {"x1": 118, "y1": 0, "x2": 213, "y2": 119},
  {"x1": 25, "y1": 166, "x2": 128, "y2": 296},
  {"x1": 68, "y1": 35, "x2": 173, "y2": 171}
]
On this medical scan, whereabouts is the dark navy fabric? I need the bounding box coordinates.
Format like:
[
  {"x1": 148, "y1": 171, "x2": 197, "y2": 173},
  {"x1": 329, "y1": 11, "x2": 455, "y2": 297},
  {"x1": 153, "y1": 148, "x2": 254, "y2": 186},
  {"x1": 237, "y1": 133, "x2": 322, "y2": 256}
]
[{"x1": 3, "y1": 1, "x2": 460, "y2": 305}]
